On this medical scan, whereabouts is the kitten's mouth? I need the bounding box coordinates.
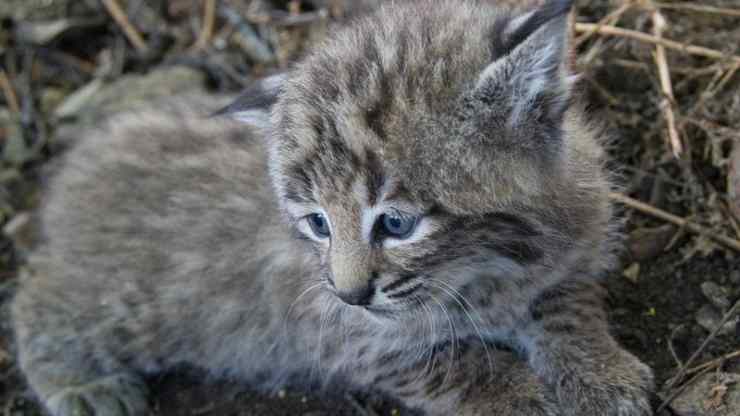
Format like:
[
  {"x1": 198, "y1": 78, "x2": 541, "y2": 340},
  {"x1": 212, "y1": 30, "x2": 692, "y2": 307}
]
[
  {"x1": 363, "y1": 305, "x2": 394, "y2": 317},
  {"x1": 363, "y1": 301, "x2": 415, "y2": 317}
]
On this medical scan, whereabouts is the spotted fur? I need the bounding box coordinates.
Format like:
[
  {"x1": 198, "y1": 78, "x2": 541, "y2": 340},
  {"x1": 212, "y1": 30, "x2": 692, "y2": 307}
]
[{"x1": 12, "y1": 1, "x2": 653, "y2": 415}]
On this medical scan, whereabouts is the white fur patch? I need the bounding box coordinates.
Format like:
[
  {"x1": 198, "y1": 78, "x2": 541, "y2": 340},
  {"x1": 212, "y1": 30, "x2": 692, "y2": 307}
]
[{"x1": 230, "y1": 109, "x2": 271, "y2": 129}]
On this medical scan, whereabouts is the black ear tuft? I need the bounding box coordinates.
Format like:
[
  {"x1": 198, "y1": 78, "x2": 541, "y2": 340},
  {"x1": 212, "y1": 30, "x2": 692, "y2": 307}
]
[
  {"x1": 212, "y1": 73, "x2": 286, "y2": 129},
  {"x1": 501, "y1": 0, "x2": 574, "y2": 55}
]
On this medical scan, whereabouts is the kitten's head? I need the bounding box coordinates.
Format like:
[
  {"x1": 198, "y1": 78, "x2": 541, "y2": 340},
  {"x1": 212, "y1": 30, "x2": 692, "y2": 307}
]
[{"x1": 226, "y1": 0, "x2": 612, "y2": 314}]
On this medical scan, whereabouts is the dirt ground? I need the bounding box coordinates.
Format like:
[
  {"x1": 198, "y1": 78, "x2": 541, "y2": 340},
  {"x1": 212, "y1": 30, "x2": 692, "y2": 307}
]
[{"x1": 1, "y1": 0, "x2": 739, "y2": 415}]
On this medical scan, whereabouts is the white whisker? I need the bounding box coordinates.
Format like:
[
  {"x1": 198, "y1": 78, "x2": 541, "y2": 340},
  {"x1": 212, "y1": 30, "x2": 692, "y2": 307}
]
[
  {"x1": 429, "y1": 279, "x2": 495, "y2": 380},
  {"x1": 312, "y1": 299, "x2": 331, "y2": 384},
  {"x1": 271, "y1": 282, "x2": 323, "y2": 356},
  {"x1": 283, "y1": 282, "x2": 323, "y2": 331},
  {"x1": 411, "y1": 294, "x2": 436, "y2": 384},
  {"x1": 428, "y1": 293, "x2": 457, "y2": 389}
]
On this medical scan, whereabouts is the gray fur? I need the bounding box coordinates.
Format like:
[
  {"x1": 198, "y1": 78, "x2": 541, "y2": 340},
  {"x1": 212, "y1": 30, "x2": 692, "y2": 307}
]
[{"x1": 12, "y1": 1, "x2": 653, "y2": 415}]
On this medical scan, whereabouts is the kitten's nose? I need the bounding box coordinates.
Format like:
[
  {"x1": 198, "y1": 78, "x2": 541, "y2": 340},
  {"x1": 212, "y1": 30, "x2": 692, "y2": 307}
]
[{"x1": 336, "y1": 284, "x2": 373, "y2": 306}]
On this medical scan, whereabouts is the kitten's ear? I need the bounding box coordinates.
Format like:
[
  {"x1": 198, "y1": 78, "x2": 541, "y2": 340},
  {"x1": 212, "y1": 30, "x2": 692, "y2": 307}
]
[
  {"x1": 213, "y1": 73, "x2": 286, "y2": 129},
  {"x1": 475, "y1": 0, "x2": 576, "y2": 126}
]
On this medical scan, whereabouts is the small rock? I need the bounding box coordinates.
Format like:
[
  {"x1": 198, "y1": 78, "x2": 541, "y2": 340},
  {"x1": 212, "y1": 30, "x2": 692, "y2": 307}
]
[
  {"x1": 15, "y1": 17, "x2": 104, "y2": 45},
  {"x1": 670, "y1": 372, "x2": 740, "y2": 416},
  {"x1": 696, "y1": 305, "x2": 736, "y2": 336},
  {"x1": 730, "y1": 270, "x2": 740, "y2": 285},
  {"x1": 626, "y1": 224, "x2": 676, "y2": 261},
  {"x1": 0, "y1": 0, "x2": 76, "y2": 20},
  {"x1": 701, "y1": 282, "x2": 731, "y2": 311}
]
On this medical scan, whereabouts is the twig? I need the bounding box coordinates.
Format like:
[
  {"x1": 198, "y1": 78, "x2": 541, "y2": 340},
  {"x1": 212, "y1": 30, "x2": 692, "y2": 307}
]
[
  {"x1": 220, "y1": 5, "x2": 275, "y2": 64},
  {"x1": 651, "y1": 9, "x2": 682, "y2": 157},
  {"x1": 574, "y1": 23, "x2": 740, "y2": 64},
  {"x1": 575, "y1": 1, "x2": 634, "y2": 47},
  {"x1": 193, "y1": 0, "x2": 217, "y2": 51},
  {"x1": 667, "y1": 325, "x2": 685, "y2": 370},
  {"x1": 575, "y1": 2, "x2": 635, "y2": 70},
  {"x1": 246, "y1": 10, "x2": 329, "y2": 27},
  {"x1": 610, "y1": 193, "x2": 740, "y2": 252},
  {"x1": 682, "y1": 349, "x2": 740, "y2": 377},
  {"x1": 101, "y1": 0, "x2": 149, "y2": 54},
  {"x1": 658, "y1": 364, "x2": 715, "y2": 414},
  {"x1": 0, "y1": 71, "x2": 20, "y2": 114},
  {"x1": 679, "y1": 63, "x2": 740, "y2": 130},
  {"x1": 658, "y1": 300, "x2": 740, "y2": 412},
  {"x1": 654, "y1": 2, "x2": 740, "y2": 17},
  {"x1": 583, "y1": 75, "x2": 621, "y2": 106}
]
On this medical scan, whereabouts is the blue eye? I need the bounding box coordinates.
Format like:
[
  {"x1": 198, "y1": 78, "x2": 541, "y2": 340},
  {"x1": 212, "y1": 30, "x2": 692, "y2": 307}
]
[
  {"x1": 307, "y1": 213, "x2": 330, "y2": 238},
  {"x1": 379, "y1": 213, "x2": 418, "y2": 239}
]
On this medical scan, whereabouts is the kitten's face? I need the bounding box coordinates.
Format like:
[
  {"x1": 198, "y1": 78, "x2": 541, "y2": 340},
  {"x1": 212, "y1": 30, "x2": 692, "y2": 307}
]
[
  {"x1": 229, "y1": 0, "x2": 604, "y2": 315},
  {"x1": 271, "y1": 120, "x2": 544, "y2": 312}
]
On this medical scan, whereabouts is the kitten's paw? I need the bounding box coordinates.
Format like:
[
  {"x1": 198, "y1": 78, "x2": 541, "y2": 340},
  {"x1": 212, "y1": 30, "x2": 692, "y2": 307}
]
[
  {"x1": 46, "y1": 374, "x2": 148, "y2": 416},
  {"x1": 557, "y1": 350, "x2": 654, "y2": 416}
]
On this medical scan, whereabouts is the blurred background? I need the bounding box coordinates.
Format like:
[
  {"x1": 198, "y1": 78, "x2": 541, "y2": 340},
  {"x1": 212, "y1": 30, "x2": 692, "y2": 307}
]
[{"x1": 0, "y1": 0, "x2": 738, "y2": 414}]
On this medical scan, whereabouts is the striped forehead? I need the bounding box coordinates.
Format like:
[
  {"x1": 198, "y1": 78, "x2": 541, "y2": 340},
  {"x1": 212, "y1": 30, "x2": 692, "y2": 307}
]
[{"x1": 280, "y1": 135, "x2": 387, "y2": 208}]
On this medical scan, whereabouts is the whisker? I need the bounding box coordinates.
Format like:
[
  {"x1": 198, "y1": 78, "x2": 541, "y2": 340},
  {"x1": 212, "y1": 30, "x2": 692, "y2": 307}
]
[
  {"x1": 411, "y1": 294, "x2": 436, "y2": 384},
  {"x1": 283, "y1": 282, "x2": 323, "y2": 329},
  {"x1": 428, "y1": 279, "x2": 495, "y2": 380},
  {"x1": 428, "y1": 293, "x2": 457, "y2": 389},
  {"x1": 381, "y1": 272, "x2": 416, "y2": 293},
  {"x1": 271, "y1": 281, "x2": 323, "y2": 355},
  {"x1": 313, "y1": 299, "x2": 331, "y2": 384}
]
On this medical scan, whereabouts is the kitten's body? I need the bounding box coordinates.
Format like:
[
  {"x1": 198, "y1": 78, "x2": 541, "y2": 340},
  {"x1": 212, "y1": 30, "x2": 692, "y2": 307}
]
[{"x1": 12, "y1": 1, "x2": 653, "y2": 415}]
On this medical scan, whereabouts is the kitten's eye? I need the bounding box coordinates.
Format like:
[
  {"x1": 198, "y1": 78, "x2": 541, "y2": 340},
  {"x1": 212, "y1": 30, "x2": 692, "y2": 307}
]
[
  {"x1": 379, "y1": 213, "x2": 419, "y2": 239},
  {"x1": 306, "y1": 213, "x2": 330, "y2": 238}
]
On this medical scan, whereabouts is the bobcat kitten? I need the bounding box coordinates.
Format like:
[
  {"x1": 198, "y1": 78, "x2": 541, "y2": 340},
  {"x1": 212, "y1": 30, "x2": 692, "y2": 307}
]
[{"x1": 12, "y1": 0, "x2": 654, "y2": 415}]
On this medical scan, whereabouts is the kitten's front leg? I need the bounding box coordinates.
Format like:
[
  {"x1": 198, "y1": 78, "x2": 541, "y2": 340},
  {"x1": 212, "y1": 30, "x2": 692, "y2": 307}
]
[
  {"x1": 369, "y1": 344, "x2": 562, "y2": 416},
  {"x1": 521, "y1": 279, "x2": 654, "y2": 416}
]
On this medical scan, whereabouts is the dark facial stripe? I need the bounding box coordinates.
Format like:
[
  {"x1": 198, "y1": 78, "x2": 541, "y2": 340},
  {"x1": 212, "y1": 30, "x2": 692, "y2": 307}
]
[
  {"x1": 283, "y1": 164, "x2": 315, "y2": 203},
  {"x1": 471, "y1": 213, "x2": 544, "y2": 264},
  {"x1": 483, "y1": 212, "x2": 541, "y2": 238},
  {"x1": 481, "y1": 240, "x2": 543, "y2": 264},
  {"x1": 381, "y1": 273, "x2": 416, "y2": 293},
  {"x1": 382, "y1": 182, "x2": 410, "y2": 202},
  {"x1": 386, "y1": 283, "x2": 422, "y2": 299},
  {"x1": 398, "y1": 209, "x2": 545, "y2": 275},
  {"x1": 364, "y1": 147, "x2": 385, "y2": 206}
]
